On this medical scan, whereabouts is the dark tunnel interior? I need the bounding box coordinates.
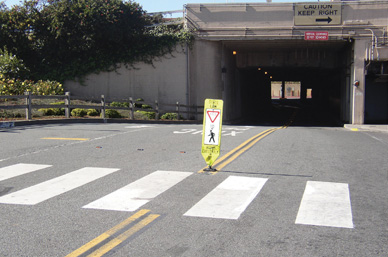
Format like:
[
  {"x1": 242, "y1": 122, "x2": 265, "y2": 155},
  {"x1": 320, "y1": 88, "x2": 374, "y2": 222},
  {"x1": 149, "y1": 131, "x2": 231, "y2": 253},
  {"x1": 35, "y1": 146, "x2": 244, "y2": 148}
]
[{"x1": 239, "y1": 66, "x2": 343, "y2": 127}]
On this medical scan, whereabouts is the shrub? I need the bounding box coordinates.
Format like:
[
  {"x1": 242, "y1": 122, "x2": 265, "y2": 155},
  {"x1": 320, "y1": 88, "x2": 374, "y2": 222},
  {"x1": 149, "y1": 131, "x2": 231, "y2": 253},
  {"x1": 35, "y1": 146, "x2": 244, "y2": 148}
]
[
  {"x1": 32, "y1": 80, "x2": 64, "y2": 96},
  {"x1": 104, "y1": 109, "x2": 122, "y2": 118},
  {"x1": 71, "y1": 108, "x2": 87, "y2": 117},
  {"x1": 0, "y1": 73, "x2": 63, "y2": 96},
  {"x1": 0, "y1": 110, "x2": 23, "y2": 119},
  {"x1": 87, "y1": 109, "x2": 99, "y2": 116},
  {"x1": 161, "y1": 113, "x2": 180, "y2": 120},
  {"x1": 51, "y1": 101, "x2": 64, "y2": 105},
  {"x1": 134, "y1": 98, "x2": 144, "y2": 108},
  {"x1": 39, "y1": 108, "x2": 64, "y2": 116},
  {"x1": 110, "y1": 101, "x2": 129, "y2": 108},
  {"x1": 136, "y1": 110, "x2": 155, "y2": 120},
  {"x1": 141, "y1": 104, "x2": 152, "y2": 109},
  {"x1": 38, "y1": 101, "x2": 65, "y2": 116}
]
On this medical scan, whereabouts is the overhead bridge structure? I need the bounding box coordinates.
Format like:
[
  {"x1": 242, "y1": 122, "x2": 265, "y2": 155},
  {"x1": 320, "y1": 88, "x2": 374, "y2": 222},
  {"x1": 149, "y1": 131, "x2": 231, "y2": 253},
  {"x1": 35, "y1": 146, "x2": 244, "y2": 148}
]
[
  {"x1": 65, "y1": 1, "x2": 388, "y2": 125},
  {"x1": 185, "y1": 0, "x2": 388, "y2": 125}
]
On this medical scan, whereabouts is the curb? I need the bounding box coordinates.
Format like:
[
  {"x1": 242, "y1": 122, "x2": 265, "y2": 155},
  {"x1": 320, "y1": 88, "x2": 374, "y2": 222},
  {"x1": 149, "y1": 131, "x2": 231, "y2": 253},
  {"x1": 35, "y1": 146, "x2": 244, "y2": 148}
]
[{"x1": 344, "y1": 124, "x2": 388, "y2": 133}]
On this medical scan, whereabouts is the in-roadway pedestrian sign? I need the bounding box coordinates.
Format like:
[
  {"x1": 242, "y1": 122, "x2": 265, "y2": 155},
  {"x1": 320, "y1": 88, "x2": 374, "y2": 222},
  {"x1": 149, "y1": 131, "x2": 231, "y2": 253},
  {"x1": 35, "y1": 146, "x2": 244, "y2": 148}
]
[
  {"x1": 201, "y1": 99, "x2": 223, "y2": 169},
  {"x1": 294, "y1": 4, "x2": 342, "y2": 26}
]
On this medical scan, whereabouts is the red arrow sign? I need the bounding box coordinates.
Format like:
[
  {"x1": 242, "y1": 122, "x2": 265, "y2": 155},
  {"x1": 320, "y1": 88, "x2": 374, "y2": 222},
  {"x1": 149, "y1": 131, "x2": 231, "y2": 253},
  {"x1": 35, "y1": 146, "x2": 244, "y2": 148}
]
[{"x1": 207, "y1": 110, "x2": 220, "y2": 123}]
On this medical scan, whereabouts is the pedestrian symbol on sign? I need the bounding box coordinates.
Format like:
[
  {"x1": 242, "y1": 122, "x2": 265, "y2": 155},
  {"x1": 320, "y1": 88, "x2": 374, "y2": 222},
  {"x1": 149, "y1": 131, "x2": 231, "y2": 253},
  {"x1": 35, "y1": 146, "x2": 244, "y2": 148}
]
[
  {"x1": 209, "y1": 127, "x2": 215, "y2": 143},
  {"x1": 204, "y1": 109, "x2": 220, "y2": 146}
]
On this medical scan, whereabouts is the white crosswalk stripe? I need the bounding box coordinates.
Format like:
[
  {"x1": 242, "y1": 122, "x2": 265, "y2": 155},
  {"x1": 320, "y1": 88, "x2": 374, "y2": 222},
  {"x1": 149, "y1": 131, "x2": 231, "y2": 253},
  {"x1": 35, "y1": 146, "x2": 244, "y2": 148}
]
[
  {"x1": 0, "y1": 163, "x2": 52, "y2": 182},
  {"x1": 295, "y1": 181, "x2": 354, "y2": 228},
  {"x1": 184, "y1": 176, "x2": 268, "y2": 219},
  {"x1": 0, "y1": 167, "x2": 120, "y2": 205},
  {"x1": 83, "y1": 170, "x2": 192, "y2": 212},
  {"x1": 0, "y1": 163, "x2": 355, "y2": 228}
]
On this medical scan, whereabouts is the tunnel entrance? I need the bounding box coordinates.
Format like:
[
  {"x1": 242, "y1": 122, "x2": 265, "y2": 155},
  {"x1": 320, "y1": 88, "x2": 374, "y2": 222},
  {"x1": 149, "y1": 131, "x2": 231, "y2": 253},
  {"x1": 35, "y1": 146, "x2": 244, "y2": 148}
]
[
  {"x1": 239, "y1": 66, "x2": 343, "y2": 126},
  {"x1": 223, "y1": 40, "x2": 352, "y2": 126}
]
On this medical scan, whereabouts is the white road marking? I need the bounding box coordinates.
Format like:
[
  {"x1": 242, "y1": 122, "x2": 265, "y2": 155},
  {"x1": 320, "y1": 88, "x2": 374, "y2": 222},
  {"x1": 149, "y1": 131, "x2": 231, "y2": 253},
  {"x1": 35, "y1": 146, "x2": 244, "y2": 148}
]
[
  {"x1": 295, "y1": 181, "x2": 354, "y2": 228},
  {"x1": 184, "y1": 176, "x2": 268, "y2": 219},
  {"x1": 0, "y1": 129, "x2": 147, "y2": 162},
  {"x1": 125, "y1": 125, "x2": 154, "y2": 129},
  {"x1": 0, "y1": 167, "x2": 120, "y2": 205},
  {"x1": 0, "y1": 163, "x2": 52, "y2": 182},
  {"x1": 83, "y1": 170, "x2": 192, "y2": 212}
]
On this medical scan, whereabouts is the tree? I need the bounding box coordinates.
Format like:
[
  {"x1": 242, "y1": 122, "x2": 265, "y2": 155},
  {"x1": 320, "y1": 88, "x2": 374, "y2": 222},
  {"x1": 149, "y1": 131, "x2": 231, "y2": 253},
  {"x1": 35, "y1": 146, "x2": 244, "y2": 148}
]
[
  {"x1": 0, "y1": 0, "x2": 193, "y2": 82},
  {"x1": 0, "y1": 47, "x2": 30, "y2": 79}
]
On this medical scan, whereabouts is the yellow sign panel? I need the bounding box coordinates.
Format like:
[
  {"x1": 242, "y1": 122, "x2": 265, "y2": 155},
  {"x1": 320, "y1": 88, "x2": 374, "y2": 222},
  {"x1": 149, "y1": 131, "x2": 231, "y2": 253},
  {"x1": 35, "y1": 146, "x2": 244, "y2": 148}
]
[
  {"x1": 294, "y1": 4, "x2": 342, "y2": 26},
  {"x1": 201, "y1": 99, "x2": 223, "y2": 168}
]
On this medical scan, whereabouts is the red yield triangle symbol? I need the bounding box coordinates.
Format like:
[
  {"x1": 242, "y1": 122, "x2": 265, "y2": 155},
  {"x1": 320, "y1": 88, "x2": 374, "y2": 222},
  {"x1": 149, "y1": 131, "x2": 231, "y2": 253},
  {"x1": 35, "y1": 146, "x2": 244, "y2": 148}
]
[{"x1": 207, "y1": 110, "x2": 220, "y2": 123}]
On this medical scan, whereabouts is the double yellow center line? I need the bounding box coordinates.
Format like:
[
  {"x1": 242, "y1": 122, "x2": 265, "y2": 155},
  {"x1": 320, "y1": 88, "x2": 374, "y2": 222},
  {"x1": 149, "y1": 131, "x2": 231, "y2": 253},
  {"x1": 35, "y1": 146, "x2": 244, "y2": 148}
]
[
  {"x1": 66, "y1": 209, "x2": 160, "y2": 257},
  {"x1": 199, "y1": 109, "x2": 298, "y2": 174},
  {"x1": 199, "y1": 126, "x2": 285, "y2": 174}
]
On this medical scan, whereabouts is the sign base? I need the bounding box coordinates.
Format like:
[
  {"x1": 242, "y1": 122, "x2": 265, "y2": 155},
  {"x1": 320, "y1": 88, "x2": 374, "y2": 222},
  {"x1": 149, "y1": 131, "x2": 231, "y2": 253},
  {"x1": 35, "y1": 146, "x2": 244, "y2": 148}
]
[{"x1": 203, "y1": 166, "x2": 217, "y2": 172}]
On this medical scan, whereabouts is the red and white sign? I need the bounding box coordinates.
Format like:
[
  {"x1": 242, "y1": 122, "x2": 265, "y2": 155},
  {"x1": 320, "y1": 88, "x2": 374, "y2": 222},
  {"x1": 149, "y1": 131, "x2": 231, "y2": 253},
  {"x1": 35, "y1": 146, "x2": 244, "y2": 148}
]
[
  {"x1": 304, "y1": 31, "x2": 328, "y2": 41},
  {"x1": 207, "y1": 110, "x2": 220, "y2": 123},
  {"x1": 204, "y1": 109, "x2": 221, "y2": 146}
]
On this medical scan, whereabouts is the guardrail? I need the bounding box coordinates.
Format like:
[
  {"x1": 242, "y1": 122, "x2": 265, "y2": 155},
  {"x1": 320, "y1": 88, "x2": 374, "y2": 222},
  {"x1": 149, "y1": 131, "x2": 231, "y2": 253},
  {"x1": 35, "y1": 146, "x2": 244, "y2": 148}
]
[{"x1": 0, "y1": 92, "x2": 203, "y2": 121}]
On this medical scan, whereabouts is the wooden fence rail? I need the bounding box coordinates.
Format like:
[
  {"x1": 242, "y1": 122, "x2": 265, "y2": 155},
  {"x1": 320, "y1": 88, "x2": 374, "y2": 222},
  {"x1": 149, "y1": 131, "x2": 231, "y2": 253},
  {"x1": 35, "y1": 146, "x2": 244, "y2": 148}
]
[{"x1": 0, "y1": 92, "x2": 203, "y2": 121}]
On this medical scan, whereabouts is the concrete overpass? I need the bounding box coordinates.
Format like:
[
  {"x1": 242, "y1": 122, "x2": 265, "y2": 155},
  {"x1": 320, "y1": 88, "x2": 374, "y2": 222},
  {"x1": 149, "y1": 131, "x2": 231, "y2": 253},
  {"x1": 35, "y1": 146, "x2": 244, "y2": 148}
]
[
  {"x1": 185, "y1": 0, "x2": 388, "y2": 124},
  {"x1": 65, "y1": 0, "x2": 388, "y2": 125}
]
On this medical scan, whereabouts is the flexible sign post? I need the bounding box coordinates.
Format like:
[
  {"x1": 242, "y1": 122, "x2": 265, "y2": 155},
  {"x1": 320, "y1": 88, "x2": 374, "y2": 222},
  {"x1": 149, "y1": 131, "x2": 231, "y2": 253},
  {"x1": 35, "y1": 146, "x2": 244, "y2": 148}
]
[{"x1": 201, "y1": 99, "x2": 223, "y2": 171}]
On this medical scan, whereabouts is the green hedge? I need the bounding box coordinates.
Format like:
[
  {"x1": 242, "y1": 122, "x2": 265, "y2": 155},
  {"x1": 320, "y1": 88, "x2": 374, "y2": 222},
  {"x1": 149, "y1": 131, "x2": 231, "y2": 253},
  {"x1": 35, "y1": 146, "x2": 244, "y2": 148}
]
[{"x1": 104, "y1": 109, "x2": 122, "y2": 118}]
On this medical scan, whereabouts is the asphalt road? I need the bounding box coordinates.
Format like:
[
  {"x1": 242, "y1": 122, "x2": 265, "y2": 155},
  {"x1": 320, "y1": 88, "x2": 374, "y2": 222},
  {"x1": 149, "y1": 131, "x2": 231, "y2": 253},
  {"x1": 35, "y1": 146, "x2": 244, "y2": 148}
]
[{"x1": 0, "y1": 121, "x2": 387, "y2": 256}]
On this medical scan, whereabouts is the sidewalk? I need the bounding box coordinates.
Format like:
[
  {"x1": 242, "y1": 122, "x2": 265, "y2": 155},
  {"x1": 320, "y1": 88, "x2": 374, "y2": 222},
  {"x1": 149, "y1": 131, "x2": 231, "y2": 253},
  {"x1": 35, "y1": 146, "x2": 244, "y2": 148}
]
[{"x1": 344, "y1": 124, "x2": 388, "y2": 133}]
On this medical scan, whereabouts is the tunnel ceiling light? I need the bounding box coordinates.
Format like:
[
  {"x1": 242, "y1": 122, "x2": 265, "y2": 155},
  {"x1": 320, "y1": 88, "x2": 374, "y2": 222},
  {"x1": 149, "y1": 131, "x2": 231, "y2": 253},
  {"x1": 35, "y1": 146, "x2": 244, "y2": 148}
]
[
  {"x1": 233, "y1": 51, "x2": 237, "y2": 55},
  {"x1": 265, "y1": 71, "x2": 268, "y2": 75},
  {"x1": 258, "y1": 68, "x2": 261, "y2": 71}
]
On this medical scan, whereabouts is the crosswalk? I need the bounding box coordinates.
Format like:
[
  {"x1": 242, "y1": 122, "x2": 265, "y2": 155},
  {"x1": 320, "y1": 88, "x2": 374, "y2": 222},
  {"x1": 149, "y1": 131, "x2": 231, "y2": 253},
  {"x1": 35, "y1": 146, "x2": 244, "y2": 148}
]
[
  {"x1": 184, "y1": 176, "x2": 268, "y2": 219},
  {"x1": 0, "y1": 163, "x2": 354, "y2": 228},
  {"x1": 83, "y1": 170, "x2": 192, "y2": 212}
]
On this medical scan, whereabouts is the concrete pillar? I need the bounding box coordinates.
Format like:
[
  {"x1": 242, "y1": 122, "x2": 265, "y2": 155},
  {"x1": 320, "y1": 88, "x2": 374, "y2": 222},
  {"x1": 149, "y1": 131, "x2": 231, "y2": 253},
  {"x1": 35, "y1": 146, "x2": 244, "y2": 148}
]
[{"x1": 352, "y1": 39, "x2": 367, "y2": 125}]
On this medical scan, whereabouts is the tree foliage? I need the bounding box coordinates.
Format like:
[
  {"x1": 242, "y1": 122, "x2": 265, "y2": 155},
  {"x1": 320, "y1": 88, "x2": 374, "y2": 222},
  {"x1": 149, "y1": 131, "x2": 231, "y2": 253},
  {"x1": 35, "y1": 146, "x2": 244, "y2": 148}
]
[
  {"x1": 0, "y1": 0, "x2": 193, "y2": 82},
  {"x1": 0, "y1": 47, "x2": 30, "y2": 79}
]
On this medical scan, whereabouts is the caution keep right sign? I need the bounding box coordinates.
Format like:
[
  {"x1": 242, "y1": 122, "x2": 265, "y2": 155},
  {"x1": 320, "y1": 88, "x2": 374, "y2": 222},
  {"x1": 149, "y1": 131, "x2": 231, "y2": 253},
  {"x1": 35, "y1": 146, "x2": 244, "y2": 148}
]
[{"x1": 294, "y1": 4, "x2": 342, "y2": 26}]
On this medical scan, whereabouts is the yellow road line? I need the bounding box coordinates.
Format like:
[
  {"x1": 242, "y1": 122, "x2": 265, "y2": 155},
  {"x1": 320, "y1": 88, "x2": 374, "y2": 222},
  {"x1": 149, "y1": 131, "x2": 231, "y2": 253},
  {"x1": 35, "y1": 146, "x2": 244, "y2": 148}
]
[
  {"x1": 211, "y1": 128, "x2": 281, "y2": 173},
  {"x1": 41, "y1": 137, "x2": 90, "y2": 141},
  {"x1": 65, "y1": 209, "x2": 150, "y2": 257},
  {"x1": 198, "y1": 109, "x2": 298, "y2": 174},
  {"x1": 87, "y1": 214, "x2": 160, "y2": 257},
  {"x1": 198, "y1": 127, "x2": 281, "y2": 174}
]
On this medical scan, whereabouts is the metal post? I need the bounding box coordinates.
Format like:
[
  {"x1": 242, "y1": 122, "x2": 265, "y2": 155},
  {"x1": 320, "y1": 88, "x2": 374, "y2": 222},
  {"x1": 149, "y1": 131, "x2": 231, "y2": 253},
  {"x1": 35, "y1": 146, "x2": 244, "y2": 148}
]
[
  {"x1": 176, "y1": 102, "x2": 180, "y2": 120},
  {"x1": 129, "y1": 97, "x2": 134, "y2": 120},
  {"x1": 24, "y1": 91, "x2": 32, "y2": 120},
  {"x1": 155, "y1": 100, "x2": 159, "y2": 120},
  {"x1": 65, "y1": 92, "x2": 70, "y2": 118},
  {"x1": 101, "y1": 95, "x2": 105, "y2": 119}
]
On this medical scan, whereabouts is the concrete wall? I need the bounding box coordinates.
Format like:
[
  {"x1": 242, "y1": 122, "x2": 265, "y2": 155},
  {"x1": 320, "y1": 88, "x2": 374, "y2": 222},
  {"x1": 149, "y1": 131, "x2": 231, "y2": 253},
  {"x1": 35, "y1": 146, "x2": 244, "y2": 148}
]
[
  {"x1": 189, "y1": 40, "x2": 223, "y2": 106},
  {"x1": 65, "y1": 46, "x2": 188, "y2": 105}
]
